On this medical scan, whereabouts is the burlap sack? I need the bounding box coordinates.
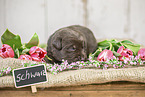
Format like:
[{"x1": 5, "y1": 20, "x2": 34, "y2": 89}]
[{"x1": 0, "y1": 58, "x2": 145, "y2": 88}]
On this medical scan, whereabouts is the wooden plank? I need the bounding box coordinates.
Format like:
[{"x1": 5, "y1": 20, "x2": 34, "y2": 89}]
[
  {"x1": 0, "y1": 82, "x2": 144, "y2": 97},
  {"x1": 87, "y1": 0, "x2": 130, "y2": 40},
  {"x1": 130, "y1": 0, "x2": 145, "y2": 46},
  {"x1": 4, "y1": 0, "x2": 45, "y2": 44},
  {"x1": 44, "y1": 82, "x2": 145, "y2": 91},
  {"x1": 47, "y1": 0, "x2": 85, "y2": 39},
  {"x1": 0, "y1": 90, "x2": 145, "y2": 97},
  {"x1": 0, "y1": 81, "x2": 145, "y2": 91}
]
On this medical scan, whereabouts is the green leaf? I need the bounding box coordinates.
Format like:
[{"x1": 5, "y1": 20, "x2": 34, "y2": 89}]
[
  {"x1": 120, "y1": 40, "x2": 140, "y2": 55},
  {"x1": 21, "y1": 48, "x2": 30, "y2": 54},
  {"x1": 116, "y1": 42, "x2": 122, "y2": 46},
  {"x1": 121, "y1": 43, "x2": 140, "y2": 55},
  {"x1": 25, "y1": 33, "x2": 39, "y2": 48},
  {"x1": 98, "y1": 39, "x2": 119, "y2": 51},
  {"x1": 24, "y1": 63, "x2": 29, "y2": 67},
  {"x1": 98, "y1": 40, "x2": 110, "y2": 50},
  {"x1": 112, "y1": 51, "x2": 121, "y2": 57},
  {"x1": 108, "y1": 42, "x2": 113, "y2": 50},
  {"x1": 39, "y1": 43, "x2": 47, "y2": 49},
  {"x1": 14, "y1": 48, "x2": 20, "y2": 58},
  {"x1": 89, "y1": 48, "x2": 102, "y2": 60},
  {"x1": 112, "y1": 43, "x2": 120, "y2": 51},
  {"x1": 1, "y1": 29, "x2": 22, "y2": 49},
  {"x1": 98, "y1": 40, "x2": 110, "y2": 46},
  {"x1": 121, "y1": 40, "x2": 134, "y2": 44},
  {"x1": 30, "y1": 64, "x2": 38, "y2": 66}
]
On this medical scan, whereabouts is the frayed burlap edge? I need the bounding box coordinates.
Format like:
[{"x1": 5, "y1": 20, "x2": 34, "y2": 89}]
[{"x1": 0, "y1": 58, "x2": 145, "y2": 88}]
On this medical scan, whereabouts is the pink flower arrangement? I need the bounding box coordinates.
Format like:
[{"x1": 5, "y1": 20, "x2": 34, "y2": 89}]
[
  {"x1": 117, "y1": 46, "x2": 133, "y2": 61},
  {"x1": 138, "y1": 48, "x2": 145, "y2": 60},
  {"x1": 0, "y1": 44, "x2": 14, "y2": 58},
  {"x1": 29, "y1": 46, "x2": 47, "y2": 62},
  {"x1": 1, "y1": 44, "x2": 145, "y2": 76},
  {"x1": 97, "y1": 49, "x2": 113, "y2": 62},
  {"x1": 1, "y1": 36, "x2": 145, "y2": 76},
  {"x1": 0, "y1": 44, "x2": 47, "y2": 62}
]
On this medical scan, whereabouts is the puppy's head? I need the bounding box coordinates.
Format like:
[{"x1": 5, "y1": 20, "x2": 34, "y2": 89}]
[
  {"x1": 51, "y1": 36, "x2": 87, "y2": 63},
  {"x1": 48, "y1": 29, "x2": 87, "y2": 63}
]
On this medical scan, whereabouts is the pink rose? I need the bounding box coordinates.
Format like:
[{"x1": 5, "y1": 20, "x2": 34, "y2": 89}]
[
  {"x1": 0, "y1": 44, "x2": 14, "y2": 58},
  {"x1": 138, "y1": 48, "x2": 145, "y2": 60},
  {"x1": 117, "y1": 46, "x2": 133, "y2": 61},
  {"x1": 97, "y1": 49, "x2": 113, "y2": 62},
  {"x1": 29, "y1": 46, "x2": 47, "y2": 62},
  {"x1": 18, "y1": 54, "x2": 32, "y2": 61}
]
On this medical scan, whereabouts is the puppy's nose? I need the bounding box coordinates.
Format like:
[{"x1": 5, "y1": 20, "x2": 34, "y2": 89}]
[
  {"x1": 81, "y1": 57, "x2": 85, "y2": 61},
  {"x1": 78, "y1": 54, "x2": 87, "y2": 61},
  {"x1": 81, "y1": 55, "x2": 87, "y2": 61}
]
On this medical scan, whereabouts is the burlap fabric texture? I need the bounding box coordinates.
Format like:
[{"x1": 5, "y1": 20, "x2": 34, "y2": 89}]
[{"x1": 0, "y1": 58, "x2": 145, "y2": 88}]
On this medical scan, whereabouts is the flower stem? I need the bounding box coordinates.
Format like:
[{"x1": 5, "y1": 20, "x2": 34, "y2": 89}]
[{"x1": 45, "y1": 55, "x2": 52, "y2": 61}]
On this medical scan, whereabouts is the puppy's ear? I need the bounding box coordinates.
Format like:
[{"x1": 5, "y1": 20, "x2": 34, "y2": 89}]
[{"x1": 52, "y1": 37, "x2": 62, "y2": 50}]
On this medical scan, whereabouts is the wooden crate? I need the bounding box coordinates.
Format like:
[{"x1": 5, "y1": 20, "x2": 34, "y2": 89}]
[{"x1": 0, "y1": 81, "x2": 145, "y2": 97}]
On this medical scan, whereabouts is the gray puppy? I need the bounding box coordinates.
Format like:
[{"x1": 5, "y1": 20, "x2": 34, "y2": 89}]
[{"x1": 45, "y1": 25, "x2": 97, "y2": 63}]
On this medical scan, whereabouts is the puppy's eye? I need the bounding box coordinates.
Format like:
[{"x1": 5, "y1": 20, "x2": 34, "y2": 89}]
[{"x1": 68, "y1": 45, "x2": 76, "y2": 52}]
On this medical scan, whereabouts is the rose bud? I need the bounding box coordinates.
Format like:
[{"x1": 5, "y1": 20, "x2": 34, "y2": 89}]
[
  {"x1": 97, "y1": 49, "x2": 113, "y2": 62},
  {"x1": 117, "y1": 46, "x2": 133, "y2": 61},
  {"x1": 138, "y1": 48, "x2": 145, "y2": 60},
  {"x1": 29, "y1": 46, "x2": 47, "y2": 62},
  {"x1": 0, "y1": 44, "x2": 14, "y2": 58},
  {"x1": 18, "y1": 54, "x2": 32, "y2": 60}
]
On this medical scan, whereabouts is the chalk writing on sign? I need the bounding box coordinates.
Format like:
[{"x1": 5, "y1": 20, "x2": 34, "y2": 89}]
[{"x1": 13, "y1": 64, "x2": 47, "y2": 88}]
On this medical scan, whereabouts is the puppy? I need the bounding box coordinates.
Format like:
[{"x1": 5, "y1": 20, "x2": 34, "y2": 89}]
[{"x1": 45, "y1": 25, "x2": 97, "y2": 63}]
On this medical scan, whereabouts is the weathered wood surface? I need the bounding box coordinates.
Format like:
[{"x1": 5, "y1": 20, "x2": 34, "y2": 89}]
[
  {"x1": 47, "y1": 0, "x2": 84, "y2": 39},
  {"x1": 0, "y1": 81, "x2": 145, "y2": 97},
  {"x1": 0, "y1": 0, "x2": 45, "y2": 46},
  {"x1": 0, "y1": 0, "x2": 145, "y2": 47}
]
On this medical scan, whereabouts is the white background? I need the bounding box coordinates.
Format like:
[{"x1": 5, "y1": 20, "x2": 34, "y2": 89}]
[{"x1": 0, "y1": 0, "x2": 145, "y2": 47}]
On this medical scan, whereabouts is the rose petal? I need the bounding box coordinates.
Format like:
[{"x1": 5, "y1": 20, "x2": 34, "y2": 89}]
[
  {"x1": 97, "y1": 49, "x2": 113, "y2": 61},
  {"x1": 18, "y1": 54, "x2": 32, "y2": 60},
  {"x1": 31, "y1": 53, "x2": 39, "y2": 58},
  {"x1": 117, "y1": 46, "x2": 133, "y2": 61},
  {"x1": 29, "y1": 46, "x2": 47, "y2": 62},
  {"x1": 117, "y1": 46, "x2": 124, "y2": 54},
  {"x1": 0, "y1": 44, "x2": 14, "y2": 58},
  {"x1": 105, "y1": 50, "x2": 114, "y2": 59},
  {"x1": 0, "y1": 50, "x2": 5, "y2": 58},
  {"x1": 29, "y1": 46, "x2": 37, "y2": 55},
  {"x1": 138, "y1": 48, "x2": 145, "y2": 60},
  {"x1": 125, "y1": 49, "x2": 133, "y2": 56},
  {"x1": 32, "y1": 57, "x2": 42, "y2": 62}
]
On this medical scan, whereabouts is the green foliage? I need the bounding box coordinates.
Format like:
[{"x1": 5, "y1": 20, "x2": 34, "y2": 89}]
[
  {"x1": 1, "y1": 29, "x2": 22, "y2": 49},
  {"x1": 21, "y1": 49, "x2": 30, "y2": 55},
  {"x1": 23, "y1": 63, "x2": 38, "y2": 67},
  {"x1": 38, "y1": 43, "x2": 47, "y2": 49},
  {"x1": 1, "y1": 29, "x2": 39, "y2": 58},
  {"x1": 25, "y1": 33, "x2": 39, "y2": 48},
  {"x1": 90, "y1": 39, "x2": 141, "y2": 60},
  {"x1": 120, "y1": 40, "x2": 140, "y2": 55},
  {"x1": 14, "y1": 48, "x2": 20, "y2": 58}
]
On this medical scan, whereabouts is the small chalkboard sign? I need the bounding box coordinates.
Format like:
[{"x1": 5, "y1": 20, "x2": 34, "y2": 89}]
[{"x1": 13, "y1": 64, "x2": 48, "y2": 88}]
